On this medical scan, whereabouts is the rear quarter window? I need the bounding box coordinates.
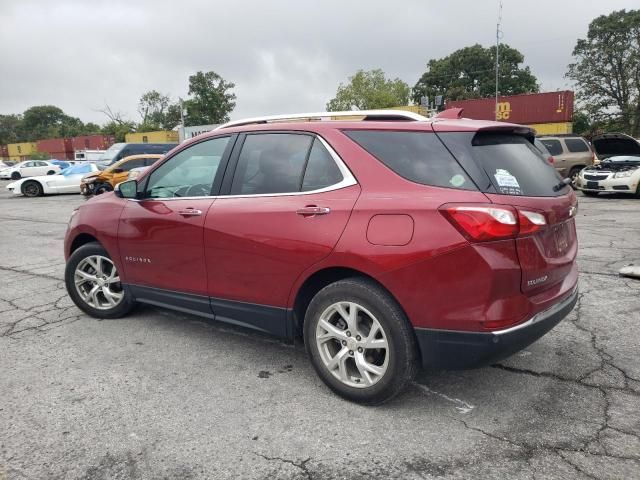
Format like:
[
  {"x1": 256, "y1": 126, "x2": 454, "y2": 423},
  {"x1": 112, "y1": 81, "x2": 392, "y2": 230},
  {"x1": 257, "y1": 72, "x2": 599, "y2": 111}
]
[
  {"x1": 344, "y1": 130, "x2": 476, "y2": 191},
  {"x1": 564, "y1": 138, "x2": 590, "y2": 153},
  {"x1": 540, "y1": 139, "x2": 563, "y2": 156},
  {"x1": 438, "y1": 132, "x2": 567, "y2": 197}
]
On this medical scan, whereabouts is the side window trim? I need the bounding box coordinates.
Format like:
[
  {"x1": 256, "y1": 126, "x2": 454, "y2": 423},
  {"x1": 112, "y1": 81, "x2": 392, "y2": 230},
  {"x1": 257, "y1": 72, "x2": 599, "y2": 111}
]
[
  {"x1": 138, "y1": 134, "x2": 237, "y2": 199},
  {"x1": 219, "y1": 131, "x2": 357, "y2": 198}
]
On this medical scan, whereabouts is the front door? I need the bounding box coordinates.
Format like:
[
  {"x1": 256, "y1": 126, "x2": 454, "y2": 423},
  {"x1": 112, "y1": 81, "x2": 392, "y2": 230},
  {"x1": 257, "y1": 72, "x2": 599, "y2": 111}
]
[
  {"x1": 204, "y1": 133, "x2": 360, "y2": 335},
  {"x1": 117, "y1": 135, "x2": 233, "y2": 311}
]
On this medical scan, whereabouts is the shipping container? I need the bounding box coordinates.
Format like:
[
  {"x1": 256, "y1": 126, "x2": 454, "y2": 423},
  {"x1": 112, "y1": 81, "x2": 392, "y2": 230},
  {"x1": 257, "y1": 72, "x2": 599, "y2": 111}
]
[
  {"x1": 125, "y1": 131, "x2": 179, "y2": 143},
  {"x1": 7, "y1": 142, "x2": 37, "y2": 157},
  {"x1": 37, "y1": 138, "x2": 73, "y2": 158},
  {"x1": 70, "y1": 134, "x2": 116, "y2": 151},
  {"x1": 528, "y1": 122, "x2": 573, "y2": 136},
  {"x1": 447, "y1": 91, "x2": 574, "y2": 125}
]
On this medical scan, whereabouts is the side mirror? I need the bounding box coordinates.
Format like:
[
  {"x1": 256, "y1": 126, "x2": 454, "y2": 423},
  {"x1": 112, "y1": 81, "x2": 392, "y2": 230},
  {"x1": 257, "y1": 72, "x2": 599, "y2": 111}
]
[
  {"x1": 115, "y1": 180, "x2": 139, "y2": 199},
  {"x1": 113, "y1": 168, "x2": 124, "y2": 174}
]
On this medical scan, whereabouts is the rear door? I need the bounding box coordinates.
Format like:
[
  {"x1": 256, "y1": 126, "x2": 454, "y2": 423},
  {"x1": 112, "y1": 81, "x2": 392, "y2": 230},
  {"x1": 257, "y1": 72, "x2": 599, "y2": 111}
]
[
  {"x1": 539, "y1": 138, "x2": 566, "y2": 176},
  {"x1": 436, "y1": 130, "x2": 578, "y2": 295},
  {"x1": 203, "y1": 132, "x2": 359, "y2": 335}
]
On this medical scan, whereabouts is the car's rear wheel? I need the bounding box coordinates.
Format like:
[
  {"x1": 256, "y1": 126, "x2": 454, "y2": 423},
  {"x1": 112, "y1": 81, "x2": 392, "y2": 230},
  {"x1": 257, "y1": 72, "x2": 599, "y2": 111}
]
[
  {"x1": 304, "y1": 278, "x2": 417, "y2": 405},
  {"x1": 11, "y1": 171, "x2": 20, "y2": 180},
  {"x1": 65, "y1": 242, "x2": 135, "y2": 319},
  {"x1": 94, "y1": 183, "x2": 113, "y2": 195},
  {"x1": 21, "y1": 180, "x2": 43, "y2": 197},
  {"x1": 47, "y1": 170, "x2": 55, "y2": 175}
]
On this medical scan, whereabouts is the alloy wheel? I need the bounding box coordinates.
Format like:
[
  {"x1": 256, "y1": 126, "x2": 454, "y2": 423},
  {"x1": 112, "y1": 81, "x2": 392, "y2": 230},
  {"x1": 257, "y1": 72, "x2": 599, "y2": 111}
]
[
  {"x1": 23, "y1": 182, "x2": 40, "y2": 197},
  {"x1": 315, "y1": 301, "x2": 389, "y2": 388},
  {"x1": 74, "y1": 255, "x2": 124, "y2": 310}
]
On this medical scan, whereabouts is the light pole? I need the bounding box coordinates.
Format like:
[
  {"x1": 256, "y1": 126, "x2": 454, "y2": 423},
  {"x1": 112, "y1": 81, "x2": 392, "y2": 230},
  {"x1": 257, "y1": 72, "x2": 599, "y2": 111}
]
[{"x1": 495, "y1": 0, "x2": 503, "y2": 120}]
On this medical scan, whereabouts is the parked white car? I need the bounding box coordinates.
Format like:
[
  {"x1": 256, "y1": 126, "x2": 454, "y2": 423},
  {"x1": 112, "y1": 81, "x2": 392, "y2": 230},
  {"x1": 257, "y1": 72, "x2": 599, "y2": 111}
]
[
  {"x1": 0, "y1": 160, "x2": 61, "y2": 180},
  {"x1": 576, "y1": 156, "x2": 640, "y2": 197},
  {"x1": 6, "y1": 163, "x2": 103, "y2": 197}
]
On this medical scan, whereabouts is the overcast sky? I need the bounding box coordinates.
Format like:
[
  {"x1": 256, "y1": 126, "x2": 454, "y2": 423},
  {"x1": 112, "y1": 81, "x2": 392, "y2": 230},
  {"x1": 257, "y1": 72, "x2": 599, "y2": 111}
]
[{"x1": 0, "y1": 0, "x2": 637, "y2": 125}]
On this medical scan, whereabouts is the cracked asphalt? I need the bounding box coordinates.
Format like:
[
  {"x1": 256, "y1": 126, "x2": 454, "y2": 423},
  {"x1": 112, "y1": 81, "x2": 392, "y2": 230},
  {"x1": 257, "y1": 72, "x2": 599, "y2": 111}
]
[{"x1": 0, "y1": 184, "x2": 638, "y2": 480}]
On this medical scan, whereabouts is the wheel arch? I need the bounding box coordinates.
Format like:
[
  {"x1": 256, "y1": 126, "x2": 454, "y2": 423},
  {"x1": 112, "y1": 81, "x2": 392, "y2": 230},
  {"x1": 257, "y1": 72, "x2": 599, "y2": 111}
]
[
  {"x1": 291, "y1": 266, "x2": 408, "y2": 339},
  {"x1": 69, "y1": 232, "x2": 100, "y2": 255}
]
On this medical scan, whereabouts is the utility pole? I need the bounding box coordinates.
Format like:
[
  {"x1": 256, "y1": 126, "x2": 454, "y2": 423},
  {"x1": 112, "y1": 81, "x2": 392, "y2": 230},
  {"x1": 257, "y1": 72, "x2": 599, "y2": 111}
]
[{"x1": 495, "y1": 0, "x2": 503, "y2": 120}]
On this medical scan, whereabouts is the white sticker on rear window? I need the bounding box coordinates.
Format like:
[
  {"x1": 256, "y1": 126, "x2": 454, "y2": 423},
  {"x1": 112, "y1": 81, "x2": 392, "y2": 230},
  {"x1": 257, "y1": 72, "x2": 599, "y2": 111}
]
[{"x1": 494, "y1": 169, "x2": 522, "y2": 195}]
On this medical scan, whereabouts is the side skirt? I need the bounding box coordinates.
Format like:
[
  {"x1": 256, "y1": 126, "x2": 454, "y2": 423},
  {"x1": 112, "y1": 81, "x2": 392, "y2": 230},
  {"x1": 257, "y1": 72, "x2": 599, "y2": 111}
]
[{"x1": 127, "y1": 284, "x2": 293, "y2": 339}]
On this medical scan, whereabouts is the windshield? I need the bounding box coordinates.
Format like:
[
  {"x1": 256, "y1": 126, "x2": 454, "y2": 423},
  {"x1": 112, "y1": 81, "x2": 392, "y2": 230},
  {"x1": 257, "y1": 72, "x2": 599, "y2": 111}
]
[{"x1": 98, "y1": 143, "x2": 125, "y2": 162}]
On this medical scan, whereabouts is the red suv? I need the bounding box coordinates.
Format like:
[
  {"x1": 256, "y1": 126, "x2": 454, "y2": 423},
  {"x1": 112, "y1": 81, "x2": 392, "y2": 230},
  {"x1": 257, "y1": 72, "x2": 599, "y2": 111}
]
[{"x1": 64, "y1": 110, "x2": 578, "y2": 404}]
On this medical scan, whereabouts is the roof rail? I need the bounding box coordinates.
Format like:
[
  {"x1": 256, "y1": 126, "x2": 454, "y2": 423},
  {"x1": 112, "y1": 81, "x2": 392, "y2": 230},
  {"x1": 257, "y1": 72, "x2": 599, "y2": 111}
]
[{"x1": 214, "y1": 109, "x2": 429, "y2": 130}]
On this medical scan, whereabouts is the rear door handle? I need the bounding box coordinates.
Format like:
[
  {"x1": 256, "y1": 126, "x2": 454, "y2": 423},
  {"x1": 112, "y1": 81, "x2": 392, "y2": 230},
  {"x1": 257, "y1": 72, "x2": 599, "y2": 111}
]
[
  {"x1": 296, "y1": 206, "x2": 331, "y2": 216},
  {"x1": 178, "y1": 208, "x2": 203, "y2": 217}
]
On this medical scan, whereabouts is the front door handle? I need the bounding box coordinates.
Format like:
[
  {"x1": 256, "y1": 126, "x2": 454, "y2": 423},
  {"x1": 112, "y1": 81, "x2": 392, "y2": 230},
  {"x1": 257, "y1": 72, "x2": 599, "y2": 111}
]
[
  {"x1": 296, "y1": 206, "x2": 331, "y2": 217},
  {"x1": 178, "y1": 208, "x2": 203, "y2": 217}
]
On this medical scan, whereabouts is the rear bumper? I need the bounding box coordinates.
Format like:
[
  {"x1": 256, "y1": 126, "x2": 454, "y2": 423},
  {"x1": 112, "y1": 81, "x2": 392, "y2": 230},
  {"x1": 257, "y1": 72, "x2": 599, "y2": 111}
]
[{"x1": 415, "y1": 285, "x2": 578, "y2": 369}]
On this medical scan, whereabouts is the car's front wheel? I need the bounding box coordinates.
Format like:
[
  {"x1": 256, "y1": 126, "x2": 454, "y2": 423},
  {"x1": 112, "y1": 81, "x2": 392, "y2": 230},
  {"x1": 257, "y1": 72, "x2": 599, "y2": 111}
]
[
  {"x1": 47, "y1": 170, "x2": 56, "y2": 175},
  {"x1": 304, "y1": 278, "x2": 418, "y2": 405},
  {"x1": 94, "y1": 183, "x2": 113, "y2": 195},
  {"x1": 65, "y1": 242, "x2": 136, "y2": 319},
  {"x1": 21, "y1": 180, "x2": 43, "y2": 197}
]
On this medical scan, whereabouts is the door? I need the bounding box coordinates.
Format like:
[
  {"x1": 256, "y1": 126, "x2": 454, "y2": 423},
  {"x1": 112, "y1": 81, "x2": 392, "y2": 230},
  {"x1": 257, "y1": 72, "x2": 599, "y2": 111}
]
[
  {"x1": 204, "y1": 133, "x2": 360, "y2": 334},
  {"x1": 117, "y1": 136, "x2": 233, "y2": 310}
]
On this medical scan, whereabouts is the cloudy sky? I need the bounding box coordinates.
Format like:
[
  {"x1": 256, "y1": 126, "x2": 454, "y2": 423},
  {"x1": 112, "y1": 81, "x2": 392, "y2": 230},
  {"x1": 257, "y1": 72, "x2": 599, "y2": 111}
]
[{"x1": 0, "y1": 0, "x2": 636, "y2": 125}]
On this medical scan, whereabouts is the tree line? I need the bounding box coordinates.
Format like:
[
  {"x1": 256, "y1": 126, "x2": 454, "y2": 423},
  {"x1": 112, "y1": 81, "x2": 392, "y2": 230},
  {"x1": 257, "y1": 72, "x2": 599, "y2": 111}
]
[{"x1": 1, "y1": 8, "x2": 638, "y2": 144}]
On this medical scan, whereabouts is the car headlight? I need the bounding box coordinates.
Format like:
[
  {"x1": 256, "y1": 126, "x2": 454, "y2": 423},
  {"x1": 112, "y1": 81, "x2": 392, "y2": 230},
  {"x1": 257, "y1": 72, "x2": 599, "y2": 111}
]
[{"x1": 613, "y1": 170, "x2": 633, "y2": 178}]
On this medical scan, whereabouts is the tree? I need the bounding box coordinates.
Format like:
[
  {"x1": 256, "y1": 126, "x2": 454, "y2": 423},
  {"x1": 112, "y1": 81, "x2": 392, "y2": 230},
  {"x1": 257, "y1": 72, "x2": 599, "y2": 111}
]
[
  {"x1": 567, "y1": 9, "x2": 640, "y2": 137},
  {"x1": 137, "y1": 90, "x2": 175, "y2": 131},
  {"x1": 412, "y1": 44, "x2": 538, "y2": 104},
  {"x1": 326, "y1": 69, "x2": 410, "y2": 111},
  {"x1": 183, "y1": 71, "x2": 236, "y2": 125},
  {"x1": 0, "y1": 114, "x2": 24, "y2": 144},
  {"x1": 101, "y1": 120, "x2": 136, "y2": 143}
]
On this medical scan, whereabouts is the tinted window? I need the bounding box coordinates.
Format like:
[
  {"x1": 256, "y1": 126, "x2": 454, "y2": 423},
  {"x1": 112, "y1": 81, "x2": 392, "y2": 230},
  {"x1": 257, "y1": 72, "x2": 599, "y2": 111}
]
[
  {"x1": 564, "y1": 138, "x2": 590, "y2": 153},
  {"x1": 145, "y1": 137, "x2": 229, "y2": 198},
  {"x1": 230, "y1": 133, "x2": 312, "y2": 195},
  {"x1": 301, "y1": 140, "x2": 343, "y2": 191},
  {"x1": 439, "y1": 132, "x2": 566, "y2": 197},
  {"x1": 540, "y1": 139, "x2": 563, "y2": 156},
  {"x1": 121, "y1": 159, "x2": 146, "y2": 171},
  {"x1": 38, "y1": 161, "x2": 49, "y2": 167},
  {"x1": 345, "y1": 130, "x2": 476, "y2": 190}
]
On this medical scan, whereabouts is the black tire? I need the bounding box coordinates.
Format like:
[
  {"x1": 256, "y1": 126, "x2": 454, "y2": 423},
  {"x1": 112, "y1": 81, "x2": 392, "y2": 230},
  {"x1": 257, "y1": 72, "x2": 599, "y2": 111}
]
[
  {"x1": 94, "y1": 183, "x2": 113, "y2": 195},
  {"x1": 568, "y1": 166, "x2": 583, "y2": 189},
  {"x1": 21, "y1": 180, "x2": 43, "y2": 197},
  {"x1": 65, "y1": 242, "x2": 136, "y2": 319},
  {"x1": 304, "y1": 278, "x2": 418, "y2": 405},
  {"x1": 11, "y1": 171, "x2": 21, "y2": 180},
  {"x1": 582, "y1": 191, "x2": 599, "y2": 197},
  {"x1": 46, "y1": 170, "x2": 55, "y2": 175}
]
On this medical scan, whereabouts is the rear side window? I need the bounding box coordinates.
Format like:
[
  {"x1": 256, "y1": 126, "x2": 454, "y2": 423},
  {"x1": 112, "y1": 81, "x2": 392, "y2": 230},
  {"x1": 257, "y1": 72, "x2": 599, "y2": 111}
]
[
  {"x1": 564, "y1": 138, "x2": 590, "y2": 153},
  {"x1": 438, "y1": 133, "x2": 566, "y2": 197},
  {"x1": 230, "y1": 133, "x2": 312, "y2": 195},
  {"x1": 301, "y1": 140, "x2": 343, "y2": 191},
  {"x1": 540, "y1": 139, "x2": 563, "y2": 156},
  {"x1": 344, "y1": 130, "x2": 476, "y2": 190}
]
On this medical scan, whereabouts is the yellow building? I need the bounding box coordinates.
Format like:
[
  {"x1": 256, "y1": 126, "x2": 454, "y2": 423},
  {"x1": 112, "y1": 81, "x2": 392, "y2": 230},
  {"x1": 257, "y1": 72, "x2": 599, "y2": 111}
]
[
  {"x1": 125, "y1": 131, "x2": 179, "y2": 143},
  {"x1": 7, "y1": 142, "x2": 38, "y2": 161}
]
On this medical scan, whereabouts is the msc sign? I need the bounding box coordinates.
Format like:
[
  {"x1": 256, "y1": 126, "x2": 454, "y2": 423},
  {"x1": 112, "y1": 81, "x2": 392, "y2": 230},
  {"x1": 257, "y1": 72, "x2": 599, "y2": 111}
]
[{"x1": 496, "y1": 102, "x2": 511, "y2": 120}]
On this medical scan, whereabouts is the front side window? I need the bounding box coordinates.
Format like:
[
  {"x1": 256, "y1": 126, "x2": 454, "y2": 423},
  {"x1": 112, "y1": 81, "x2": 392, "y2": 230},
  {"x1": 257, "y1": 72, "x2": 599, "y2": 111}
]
[
  {"x1": 230, "y1": 133, "x2": 313, "y2": 195},
  {"x1": 145, "y1": 136, "x2": 230, "y2": 198},
  {"x1": 120, "y1": 159, "x2": 146, "y2": 172},
  {"x1": 564, "y1": 138, "x2": 590, "y2": 153}
]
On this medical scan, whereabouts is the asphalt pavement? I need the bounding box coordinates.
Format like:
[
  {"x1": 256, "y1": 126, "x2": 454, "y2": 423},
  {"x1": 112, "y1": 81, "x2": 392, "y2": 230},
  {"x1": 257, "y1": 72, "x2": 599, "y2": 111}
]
[{"x1": 0, "y1": 184, "x2": 638, "y2": 479}]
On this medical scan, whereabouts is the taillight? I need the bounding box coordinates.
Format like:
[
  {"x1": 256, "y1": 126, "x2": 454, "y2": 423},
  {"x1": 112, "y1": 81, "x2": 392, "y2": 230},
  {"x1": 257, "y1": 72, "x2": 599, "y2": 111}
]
[
  {"x1": 440, "y1": 204, "x2": 546, "y2": 242},
  {"x1": 548, "y1": 155, "x2": 555, "y2": 165}
]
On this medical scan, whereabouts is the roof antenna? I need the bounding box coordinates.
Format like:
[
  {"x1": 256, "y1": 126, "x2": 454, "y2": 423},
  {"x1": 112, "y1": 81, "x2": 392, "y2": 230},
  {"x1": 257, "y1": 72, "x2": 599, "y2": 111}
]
[{"x1": 495, "y1": 0, "x2": 503, "y2": 121}]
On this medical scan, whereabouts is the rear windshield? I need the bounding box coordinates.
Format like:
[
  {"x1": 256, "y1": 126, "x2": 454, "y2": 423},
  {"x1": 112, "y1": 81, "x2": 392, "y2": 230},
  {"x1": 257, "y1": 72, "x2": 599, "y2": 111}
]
[
  {"x1": 344, "y1": 130, "x2": 477, "y2": 191},
  {"x1": 437, "y1": 132, "x2": 568, "y2": 197}
]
